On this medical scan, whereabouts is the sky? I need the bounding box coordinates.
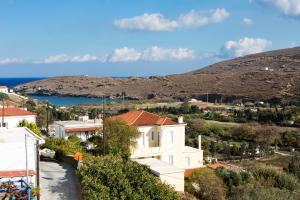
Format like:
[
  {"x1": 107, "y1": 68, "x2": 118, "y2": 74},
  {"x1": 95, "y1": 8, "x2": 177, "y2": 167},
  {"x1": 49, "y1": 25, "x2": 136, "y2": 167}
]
[{"x1": 0, "y1": 0, "x2": 300, "y2": 77}]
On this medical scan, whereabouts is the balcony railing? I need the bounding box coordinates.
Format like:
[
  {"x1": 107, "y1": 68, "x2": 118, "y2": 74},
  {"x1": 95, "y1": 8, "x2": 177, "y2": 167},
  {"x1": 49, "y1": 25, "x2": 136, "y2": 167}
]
[{"x1": 131, "y1": 146, "x2": 169, "y2": 158}]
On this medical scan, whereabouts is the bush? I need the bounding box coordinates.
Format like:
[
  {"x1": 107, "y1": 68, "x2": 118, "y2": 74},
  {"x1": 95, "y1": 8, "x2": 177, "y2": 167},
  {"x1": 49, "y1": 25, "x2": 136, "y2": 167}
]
[
  {"x1": 78, "y1": 156, "x2": 180, "y2": 200},
  {"x1": 186, "y1": 168, "x2": 227, "y2": 200}
]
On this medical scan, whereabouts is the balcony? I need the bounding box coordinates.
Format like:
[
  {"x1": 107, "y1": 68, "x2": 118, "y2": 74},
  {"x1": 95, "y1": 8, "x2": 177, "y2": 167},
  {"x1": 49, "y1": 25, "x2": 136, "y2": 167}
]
[{"x1": 131, "y1": 146, "x2": 169, "y2": 158}]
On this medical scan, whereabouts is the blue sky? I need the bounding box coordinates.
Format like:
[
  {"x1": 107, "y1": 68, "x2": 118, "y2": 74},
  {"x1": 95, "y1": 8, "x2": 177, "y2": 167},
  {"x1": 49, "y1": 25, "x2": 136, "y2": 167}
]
[{"x1": 0, "y1": 0, "x2": 299, "y2": 77}]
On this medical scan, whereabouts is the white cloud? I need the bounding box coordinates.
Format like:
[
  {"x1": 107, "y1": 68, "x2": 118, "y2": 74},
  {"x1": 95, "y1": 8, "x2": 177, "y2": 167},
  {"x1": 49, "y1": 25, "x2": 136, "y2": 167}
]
[
  {"x1": 114, "y1": 13, "x2": 178, "y2": 31},
  {"x1": 0, "y1": 58, "x2": 23, "y2": 65},
  {"x1": 37, "y1": 54, "x2": 99, "y2": 64},
  {"x1": 221, "y1": 37, "x2": 272, "y2": 57},
  {"x1": 259, "y1": 0, "x2": 300, "y2": 17},
  {"x1": 114, "y1": 8, "x2": 230, "y2": 31},
  {"x1": 142, "y1": 46, "x2": 195, "y2": 61},
  {"x1": 109, "y1": 47, "x2": 142, "y2": 62},
  {"x1": 242, "y1": 17, "x2": 254, "y2": 25}
]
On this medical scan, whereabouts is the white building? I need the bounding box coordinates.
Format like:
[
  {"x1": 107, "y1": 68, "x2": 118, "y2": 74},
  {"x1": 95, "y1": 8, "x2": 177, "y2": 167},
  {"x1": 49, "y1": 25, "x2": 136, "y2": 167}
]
[
  {"x1": 0, "y1": 108, "x2": 36, "y2": 128},
  {"x1": 0, "y1": 127, "x2": 44, "y2": 187},
  {"x1": 0, "y1": 86, "x2": 8, "y2": 94},
  {"x1": 53, "y1": 116, "x2": 102, "y2": 141},
  {"x1": 112, "y1": 110, "x2": 203, "y2": 191}
]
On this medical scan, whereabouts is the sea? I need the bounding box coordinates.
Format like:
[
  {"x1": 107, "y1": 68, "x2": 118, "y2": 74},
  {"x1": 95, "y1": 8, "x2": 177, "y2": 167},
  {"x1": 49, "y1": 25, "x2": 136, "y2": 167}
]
[{"x1": 0, "y1": 77, "x2": 122, "y2": 106}]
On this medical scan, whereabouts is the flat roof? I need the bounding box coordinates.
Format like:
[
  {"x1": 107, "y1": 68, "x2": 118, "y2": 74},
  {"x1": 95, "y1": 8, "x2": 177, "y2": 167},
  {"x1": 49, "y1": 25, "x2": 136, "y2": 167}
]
[
  {"x1": 183, "y1": 146, "x2": 202, "y2": 153},
  {"x1": 0, "y1": 127, "x2": 44, "y2": 143},
  {"x1": 135, "y1": 158, "x2": 184, "y2": 175},
  {"x1": 55, "y1": 120, "x2": 102, "y2": 127}
]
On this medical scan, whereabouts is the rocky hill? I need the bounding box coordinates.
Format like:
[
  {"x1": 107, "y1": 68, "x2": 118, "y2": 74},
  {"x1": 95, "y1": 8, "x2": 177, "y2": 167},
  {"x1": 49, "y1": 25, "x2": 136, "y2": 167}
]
[{"x1": 16, "y1": 47, "x2": 300, "y2": 104}]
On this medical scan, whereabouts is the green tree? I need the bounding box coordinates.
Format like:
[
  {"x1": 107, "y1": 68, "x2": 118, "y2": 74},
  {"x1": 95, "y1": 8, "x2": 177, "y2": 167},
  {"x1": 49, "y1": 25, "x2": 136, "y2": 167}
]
[
  {"x1": 78, "y1": 156, "x2": 180, "y2": 200},
  {"x1": 93, "y1": 119, "x2": 140, "y2": 157},
  {"x1": 18, "y1": 119, "x2": 42, "y2": 137}
]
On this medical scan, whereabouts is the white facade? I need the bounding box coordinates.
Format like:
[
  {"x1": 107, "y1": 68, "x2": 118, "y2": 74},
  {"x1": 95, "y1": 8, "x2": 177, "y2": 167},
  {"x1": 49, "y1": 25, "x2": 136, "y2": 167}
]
[
  {"x1": 0, "y1": 86, "x2": 8, "y2": 94},
  {"x1": 2, "y1": 115, "x2": 36, "y2": 128},
  {"x1": 53, "y1": 117, "x2": 102, "y2": 141},
  {"x1": 136, "y1": 158, "x2": 185, "y2": 191},
  {"x1": 131, "y1": 124, "x2": 203, "y2": 170},
  {"x1": 0, "y1": 127, "x2": 44, "y2": 186}
]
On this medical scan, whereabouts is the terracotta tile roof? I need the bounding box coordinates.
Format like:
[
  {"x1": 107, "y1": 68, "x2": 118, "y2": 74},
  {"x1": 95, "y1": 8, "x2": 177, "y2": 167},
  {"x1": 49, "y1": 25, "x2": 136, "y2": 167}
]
[
  {"x1": 111, "y1": 110, "x2": 180, "y2": 126},
  {"x1": 0, "y1": 170, "x2": 35, "y2": 178},
  {"x1": 0, "y1": 108, "x2": 36, "y2": 116},
  {"x1": 65, "y1": 127, "x2": 98, "y2": 133},
  {"x1": 0, "y1": 86, "x2": 7, "y2": 89},
  {"x1": 207, "y1": 162, "x2": 231, "y2": 169}
]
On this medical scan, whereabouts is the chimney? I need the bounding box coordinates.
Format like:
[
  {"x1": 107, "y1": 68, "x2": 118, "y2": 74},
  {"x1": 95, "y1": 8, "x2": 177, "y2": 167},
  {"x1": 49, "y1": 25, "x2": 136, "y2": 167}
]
[
  {"x1": 177, "y1": 116, "x2": 183, "y2": 124},
  {"x1": 198, "y1": 135, "x2": 202, "y2": 150}
]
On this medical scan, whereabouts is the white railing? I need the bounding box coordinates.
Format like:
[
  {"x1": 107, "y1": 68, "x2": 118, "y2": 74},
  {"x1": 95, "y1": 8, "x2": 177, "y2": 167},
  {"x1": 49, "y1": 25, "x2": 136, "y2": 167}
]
[{"x1": 131, "y1": 146, "x2": 169, "y2": 158}]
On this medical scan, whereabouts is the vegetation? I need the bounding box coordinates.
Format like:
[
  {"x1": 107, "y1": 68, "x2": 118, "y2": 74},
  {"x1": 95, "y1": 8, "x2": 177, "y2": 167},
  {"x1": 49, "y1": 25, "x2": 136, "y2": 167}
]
[
  {"x1": 77, "y1": 156, "x2": 180, "y2": 200},
  {"x1": 186, "y1": 168, "x2": 227, "y2": 200},
  {"x1": 18, "y1": 119, "x2": 42, "y2": 137},
  {"x1": 88, "y1": 119, "x2": 140, "y2": 157},
  {"x1": 186, "y1": 166, "x2": 300, "y2": 200}
]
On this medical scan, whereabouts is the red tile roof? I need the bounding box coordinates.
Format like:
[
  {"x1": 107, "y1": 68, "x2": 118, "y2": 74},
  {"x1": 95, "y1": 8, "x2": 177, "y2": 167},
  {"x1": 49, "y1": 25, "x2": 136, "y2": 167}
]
[
  {"x1": 0, "y1": 86, "x2": 7, "y2": 89},
  {"x1": 0, "y1": 108, "x2": 35, "y2": 116},
  {"x1": 65, "y1": 127, "x2": 98, "y2": 133},
  {"x1": 111, "y1": 110, "x2": 180, "y2": 126},
  {"x1": 0, "y1": 170, "x2": 35, "y2": 178},
  {"x1": 207, "y1": 162, "x2": 231, "y2": 169}
]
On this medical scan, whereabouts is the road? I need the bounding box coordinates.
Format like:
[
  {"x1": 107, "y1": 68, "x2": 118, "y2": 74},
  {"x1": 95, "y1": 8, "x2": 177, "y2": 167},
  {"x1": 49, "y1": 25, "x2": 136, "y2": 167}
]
[{"x1": 40, "y1": 161, "x2": 82, "y2": 200}]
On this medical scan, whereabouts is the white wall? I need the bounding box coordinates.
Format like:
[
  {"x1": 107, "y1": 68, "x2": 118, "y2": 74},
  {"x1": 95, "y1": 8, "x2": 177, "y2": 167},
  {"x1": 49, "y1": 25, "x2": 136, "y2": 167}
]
[
  {"x1": 3, "y1": 115, "x2": 36, "y2": 128},
  {"x1": 0, "y1": 88, "x2": 8, "y2": 93},
  {"x1": 183, "y1": 150, "x2": 203, "y2": 169},
  {"x1": 0, "y1": 141, "x2": 37, "y2": 186},
  {"x1": 159, "y1": 172, "x2": 184, "y2": 192}
]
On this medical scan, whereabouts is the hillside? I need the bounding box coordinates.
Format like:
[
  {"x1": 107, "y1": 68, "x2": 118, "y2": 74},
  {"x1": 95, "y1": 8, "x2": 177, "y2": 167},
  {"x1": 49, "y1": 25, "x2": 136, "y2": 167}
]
[{"x1": 15, "y1": 47, "x2": 300, "y2": 104}]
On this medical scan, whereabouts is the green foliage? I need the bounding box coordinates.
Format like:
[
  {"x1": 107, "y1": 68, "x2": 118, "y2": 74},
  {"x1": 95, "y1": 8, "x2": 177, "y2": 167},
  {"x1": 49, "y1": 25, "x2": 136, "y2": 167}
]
[
  {"x1": 78, "y1": 156, "x2": 180, "y2": 200},
  {"x1": 186, "y1": 168, "x2": 227, "y2": 200},
  {"x1": 229, "y1": 185, "x2": 299, "y2": 200},
  {"x1": 284, "y1": 155, "x2": 300, "y2": 179},
  {"x1": 249, "y1": 167, "x2": 299, "y2": 191},
  {"x1": 91, "y1": 119, "x2": 140, "y2": 157},
  {"x1": 41, "y1": 137, "x2": 82, "y2": 156},
  {"x1": 18, "y1": 119, "x2": 42, "y2": 137}
]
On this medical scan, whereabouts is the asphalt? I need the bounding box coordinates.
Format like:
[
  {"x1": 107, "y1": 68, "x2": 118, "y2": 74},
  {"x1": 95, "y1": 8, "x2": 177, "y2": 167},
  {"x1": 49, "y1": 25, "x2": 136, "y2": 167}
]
[{"x1": 40, "y1": 161, "x2": 82, "y2": 200}]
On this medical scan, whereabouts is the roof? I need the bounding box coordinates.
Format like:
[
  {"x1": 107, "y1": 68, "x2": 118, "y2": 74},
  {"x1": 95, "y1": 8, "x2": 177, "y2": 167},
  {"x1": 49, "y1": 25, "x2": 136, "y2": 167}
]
[
  {"x1": 111, "y1": 110, "x2": 181, "y2": 126},
  {"x1": 0, "y1": 127, "x2": 44, "y2": 143},
  {"x1": 0, "y1": 170, "x2": 35, "y2": 178},
  {"x1": 0, "y1": 86, "x2": 7, "y2": 89},
  {"x1": 65, "y1": 127, "x2": 98, "y2": 133},
  {"x1": 135, "y1": 158, "x2": 184, "y2": 175},
  {"x1": 0, "y1": 108, "x2": 35, "y2": 117},
  {"x1": 207, "y1": 162, "x2": 232, "y2": 170}
]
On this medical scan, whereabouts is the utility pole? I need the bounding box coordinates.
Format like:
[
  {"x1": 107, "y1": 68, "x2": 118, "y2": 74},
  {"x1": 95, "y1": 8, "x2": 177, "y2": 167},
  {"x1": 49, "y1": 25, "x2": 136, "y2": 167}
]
[
  {"x1": 36, "y1": 140, "x2": 40, "y2": 200},
  {"x1": 206, "y1": 92, "x2": 209, "y2": 104},
  {"x1": 102, "y1": 96, "x2": 106, "y2": 155},
  {"x1": 1, "y1": 98, "x2": 4, "y2": 127},
  {"x1": 46, "y1": 102, "x2": 49, "y2": 133}
]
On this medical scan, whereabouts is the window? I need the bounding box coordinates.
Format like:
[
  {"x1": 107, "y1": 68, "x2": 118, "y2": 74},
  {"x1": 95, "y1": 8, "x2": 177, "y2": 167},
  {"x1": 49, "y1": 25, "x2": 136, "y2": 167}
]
[
  {"x1": 170, "y1": 131, "x2": 174, "y2": 144},
  {"x1": 158, "y1": 132, "x2": 160, "y2": 146},
  {"x1": 169, "y1": 155, "x2": 174, "y2": 165},
  {"x1": 142, "y1": 132, "x2": 145, "y2": 147},
  {"x1": 151, "y1": 132, "x2": 154, "y2": 141},
  {"x1": 185, "y1": 157, "x2": 190, "y2": 166}
]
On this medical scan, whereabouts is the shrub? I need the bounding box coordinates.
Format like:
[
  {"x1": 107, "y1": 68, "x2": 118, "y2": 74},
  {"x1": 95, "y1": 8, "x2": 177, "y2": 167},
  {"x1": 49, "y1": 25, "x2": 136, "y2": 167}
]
[
  {"x1": 78, "y1": 156, "x2": 180, "y2": 200},
  {"x1": 186, "y1": 168, "x2": 227, "y2": 200}
]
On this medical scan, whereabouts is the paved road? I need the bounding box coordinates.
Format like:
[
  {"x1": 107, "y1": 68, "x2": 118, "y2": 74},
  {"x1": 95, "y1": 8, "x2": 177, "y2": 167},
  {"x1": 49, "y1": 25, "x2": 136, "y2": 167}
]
[{"x1": 40, "y1": 161, "x2": 82, "y2": 200}]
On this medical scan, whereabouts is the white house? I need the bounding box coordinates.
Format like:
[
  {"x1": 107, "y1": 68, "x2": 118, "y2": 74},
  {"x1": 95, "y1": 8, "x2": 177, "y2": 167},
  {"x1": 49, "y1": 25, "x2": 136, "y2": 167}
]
[
  {"x1": 0, "y1": 108, "x2": 36, "y2": 128},
  {"x1": 0, "y1": 127, "x2": 44, "y2": 187},
  {"x1": 0, "y1": 86, "x2": 8, "y2": 94},
  {"x1": 112, "y1": 110, "x2": 203, "y2": 191},
  {"x1": 53, "y1": 116, "x2": 102, "y2": 141}
]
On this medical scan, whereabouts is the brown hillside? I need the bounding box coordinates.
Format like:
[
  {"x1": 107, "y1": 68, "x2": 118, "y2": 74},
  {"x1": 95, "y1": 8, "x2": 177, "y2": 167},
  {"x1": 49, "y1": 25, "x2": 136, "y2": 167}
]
[{"x1": 15, "y1": 47, "x2": 300, "y2": 104}]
